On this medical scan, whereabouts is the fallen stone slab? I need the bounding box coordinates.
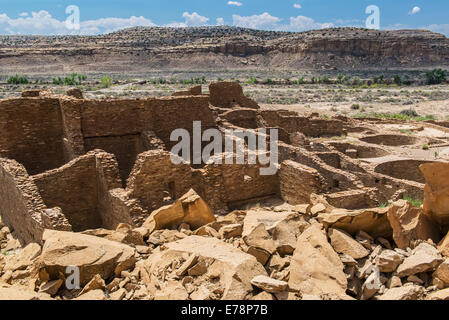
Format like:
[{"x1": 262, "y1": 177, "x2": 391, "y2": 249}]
[
  {"x1": 4, "y1": 243, "x2": 41, "y2": 272},
  {"x1": 141, "y1": 235, "x2": 267, "y2": 300},
  {"x1": 143, "y1": 189, "x2": 216, "y2": 232},
  {"x1": 250, "y1": 275, "x2": 288, "y2": 293},
  {"x1": 376, "y1": 285, "x2": 424, "y2": 300},
  {"x1": 397, "y1": 242, "x2": 444, "y2": 277},
  {"x1": 0, "y1": 285, "x2": 52, "y2": 300},
  {"x1": 37, "y1": 230, "x2": 136, "y2": 286},
  {"x1": 318, "y1": 207, "x2": 392, "y2": 239},
  {"x1": 388, "y1": 200, "x2": 440, "y2": 249},
  {"x1": 328, "y1": 228, "x2": 370, "y2": 260},
  {"x1": 374, "y1": 249, "x2": 404, "y2": 273},
  {"x1": 433, "y1": 259, "x2": 449, "y2": 286},
  {"x1": 426, "y1": 288, "x2": 449, "y2": 300},
  {"x1": 288, "y1": 224, "x2": 349, "y2": 299}
]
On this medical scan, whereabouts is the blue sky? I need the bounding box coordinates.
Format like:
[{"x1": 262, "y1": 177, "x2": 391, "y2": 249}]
[{"x1": 0, "y1": 0, "x2": 448, "y2": 36}]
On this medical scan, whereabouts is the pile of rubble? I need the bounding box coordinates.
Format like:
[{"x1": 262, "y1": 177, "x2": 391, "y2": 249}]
[{"x1": 2, "y1": 167, "x2": 449, "y2": 301}]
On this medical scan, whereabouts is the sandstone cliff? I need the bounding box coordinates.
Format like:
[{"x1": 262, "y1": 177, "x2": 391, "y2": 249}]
[{"x1": 0, "y1": 26, "x2": 448, "y2": 73}]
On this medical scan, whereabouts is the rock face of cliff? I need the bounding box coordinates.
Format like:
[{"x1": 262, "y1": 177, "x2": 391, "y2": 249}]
[{"x1": 1, "y1": 26, "x2": 448, "y2": 73}]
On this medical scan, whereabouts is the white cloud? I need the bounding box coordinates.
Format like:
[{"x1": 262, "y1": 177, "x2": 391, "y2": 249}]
[
  {"x1": 427, "y1": 24, "x2": 449, "y2": 36},
  {"x1": 286, "y1": 15, "x2": 333, "y2": 31},
  {"x1": 232, "y1": 12, "x2": 281, "y2": 29},
  {"x1": 80, "y1": 16, "x2": 156, "y2": 35},
  {"x1": 182, "y1": 12, "x2": 209, "y2": 26},
  {"x1": 228, "y1": 1, "x2": 243, "y2": 6},
  {"x1": 216, "y1": 17, "x2": 225, "y2": 26},
  {"x1": 293, "y1": 4, "x2": 302, "y2": 9},
  {"x1": 0, "y1": 10, "x2": 155, "y2": 35},
  {"x1": 232, "y1": 12, "x2": 333, "y2": 32},
  {"x1": 410, "y1": 6, "x2": 421, "y2": 15},
  {"x1": 19, "y1": 12, "x2": 28, "y2": 17}
]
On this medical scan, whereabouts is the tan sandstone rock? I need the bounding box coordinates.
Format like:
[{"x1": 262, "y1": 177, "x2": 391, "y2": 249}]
[
  {"x1": 421, "y1": 162, "x2": 449, "y2": 226},
  {"x1": 376, "y1": 285, "x2": 424, "y2": 300},
  {"x1": 4, "y1": 242, "x2": 41, "y2": 271},
  {"x1": 318, "y1": 207, "x2": 392, "y2": 239},
  {"x1": 387, "y1": 200, "x2": 440, "y2": 249},
  {"x1": 396, "y1": 242, "x2": 444, "y2": 277},
  {"x1": 250, "y1": 275, "x2": 288, "y2": 293},
  {"x1": 143, "y1": 189, "x2": 216, "y2": 232},
  {"x1": 433, "y1": 259, "x2": 449, "y2": 287},
  {"x1": 0, "y1": 285, "x2": 52, "y2": 300},
  {"x1": 374, "y1": 249, "x2": 404, "y2": 273},
  {"x1": 426, "y1": 288, "x2": 449, "y2": 300},
  {"x1": 288, "y1": 224, "x2": 349, "y2": 299},
  {"x1": 243, "y1": 224, "x2": 277, "y2": 265},
  {"x1": 141, "y1": 235, "x2": 266, "y2": 300},
  {"x1": 328, "y1": 228, "x2": 370, "y2": 260},
  {"x1": 38, "y1": 230, "x2": 136, "y2": 286}
]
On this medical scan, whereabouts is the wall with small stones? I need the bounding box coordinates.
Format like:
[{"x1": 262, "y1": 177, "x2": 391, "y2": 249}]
[
  {"x1": 279, "y1": 160, "x2": 326, "y2": 204},
  {"x1": 32, "y1": 154, "x2": 102, "y2": 232},
  {"x1": 0, "y1": 158, "x2": 47, "y2": 244},
  {"x1": 260, "y1": 110, "x2": 344, "y2": 137},
  {"x1": 127, "y1": 150, "x2": 194, "y2": 212},
  {"x1": 209, "y1": 82, "x2": 259, "y2": 109},
  {"x1": 0, "y1": 98, "x2": 65, "y2": 175}
]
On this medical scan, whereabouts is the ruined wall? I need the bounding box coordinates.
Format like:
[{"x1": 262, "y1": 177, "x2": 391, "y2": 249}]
[
  {"x1": 127, "y1": 150, "x2": 194, "y2": 212},
  {"x1": 279, "y1": 160, "x2": 326, "y2": 205},
  {"x1": 220, "y1": 109, "x2": 260, "y2": 129},
  {"x1": 374, "y1": 160, "x2": 434, "y2": 184},
  {"x1": 209, "y1": 82, "x2": 259, "y2": 109},
  {"x1": 0, "y1": 98, "x2": 65, "y2": 174},
  {"x1": 279, "y1": 143, "x2": 363, "y2": 192},
  {"x1": 200, "y1": 153, "x2": 280, "y2": 209},
  {"x1": 260, "y1": 110, "x2": 344, "y2": 137},
  {"x1": 146, "y1": 96, "x2": 216, "y2": 149},
  {"x1": 32, "y1": 154, "x2": 102, "y2": 232},
  {"x1": 59, "y1": 98, "x2": 86, "y2": 161},
  {"x1": 325, "y1": 189, "x2": 376, "y2": 210},
  {"x1": 84, "y1": 134, "x2": 145, "y2": 183},
  {"x1": 0, "y1": 159, "x2": 46, "y2": 244},
  {"x1": 79, "y1": 96, "x2": 216, "y2": 181},
  {"x1": 93, "y1": 150, "x2": 137, "y2": 229}
]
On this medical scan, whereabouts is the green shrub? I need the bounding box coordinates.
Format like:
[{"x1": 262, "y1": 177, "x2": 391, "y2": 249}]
[
  {"x1": 393, "y1": 75, "x2": 402, "y2": 85},
  {"x1": 403, "y1": 195, "x2": 423, "y2": 207},
  {"x1": 52, "y1": 73, "x2": 87, "y2": 86},
  {"x1": 425, "y1": 69, "x2": 447, "y2": 85},
  {"x1": 351, "y1": 104, "x2": 361, "y2": 110},
  {"x1": 246, "y1": 76, "x2": 258, "y2": 85},
  {"x1": 337, "y1": 73, "x2": 344, "y2": 84},
  {"x1": 8, "y1": 74, "x2": 29, "y2": 84},
  {"x1": 400, "y1": 109, "x2": 419, "y2": 118},
  {"x1": 100, "y1": 76, "x2": 112, "y2": 88}
]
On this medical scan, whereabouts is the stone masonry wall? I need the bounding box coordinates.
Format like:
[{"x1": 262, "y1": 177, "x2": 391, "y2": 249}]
[
  {"x1": 32, "y1": 154, "x2": 102, "y2": 232},
  {"x1": 0, "y1": 98, "x2": 65, "y2": 175},
  {"x1": 0, "y1": 158, "x2": 47, "y2": 244},
  {"x1": 127, "y1": 150, "x2": 194, "y2": 212},
  {"x1": 279, "y1": 160, "x2": 326, "y2": 204}
]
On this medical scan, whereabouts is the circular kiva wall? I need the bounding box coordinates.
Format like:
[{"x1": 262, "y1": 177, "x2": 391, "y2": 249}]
[
  {"x1": 374, "y1": 160, "x2": 434, "y2": 183},
  {"x1": 359, "y1": 135, "x2": 420, "y2": 147},
  {"x1": 329, "y1": 142, "x2": 390, "y2": 159}
]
